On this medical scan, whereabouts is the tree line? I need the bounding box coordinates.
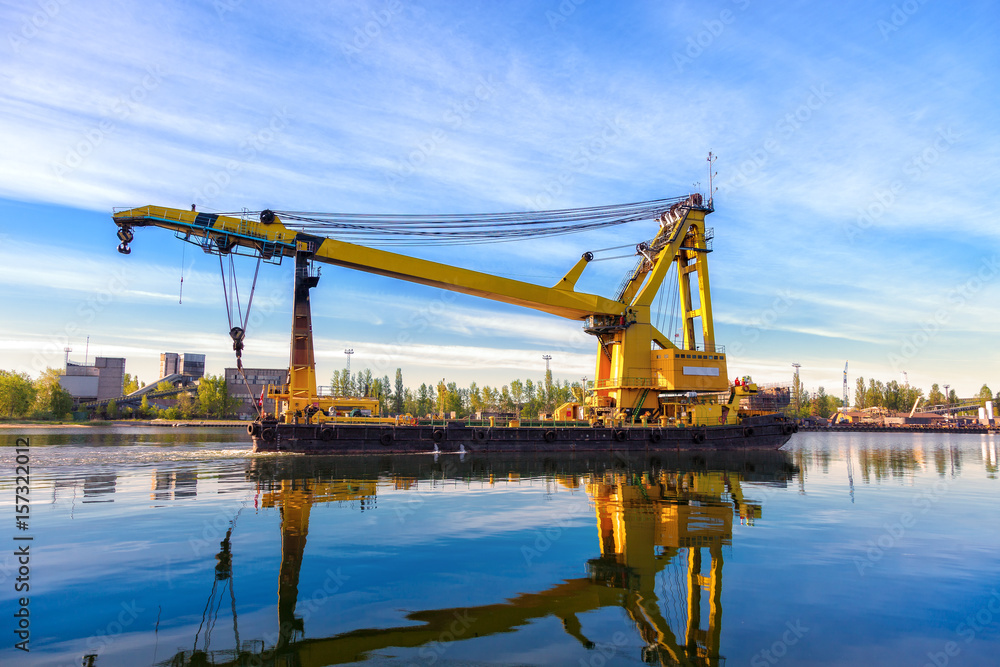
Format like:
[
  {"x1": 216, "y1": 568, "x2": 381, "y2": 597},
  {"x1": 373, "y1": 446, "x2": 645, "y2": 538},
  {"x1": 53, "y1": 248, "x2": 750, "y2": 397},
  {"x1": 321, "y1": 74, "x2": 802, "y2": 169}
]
[
  {"x1": 332, "y1": 367, "x2": 582, "y2": 419},
  {"x1": 0, "y1": 368, "x2": 76, "y2": 420},
  {"x1": 0, "y1": 368, "x2": 233, "y2": 421},
  {"x1": 853, "y1": 377, "x2": 996, "y2": 412},
  {"x1": 4, "y1": 364, "x2": 995, "y2": 423},
  {"x1": 788, "y1": 376, "x2": 998, "y2": 420},
  {"x1": 102, "y1": 375, "x2": 234, "y2": 421}
]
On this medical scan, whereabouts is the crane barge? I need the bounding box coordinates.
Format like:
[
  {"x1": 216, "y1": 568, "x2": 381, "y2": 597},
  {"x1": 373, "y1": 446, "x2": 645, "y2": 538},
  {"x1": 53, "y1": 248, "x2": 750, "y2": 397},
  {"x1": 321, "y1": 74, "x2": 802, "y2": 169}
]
[{"x1": 112, "y1": 193, "x2": 795, "y2": 453}]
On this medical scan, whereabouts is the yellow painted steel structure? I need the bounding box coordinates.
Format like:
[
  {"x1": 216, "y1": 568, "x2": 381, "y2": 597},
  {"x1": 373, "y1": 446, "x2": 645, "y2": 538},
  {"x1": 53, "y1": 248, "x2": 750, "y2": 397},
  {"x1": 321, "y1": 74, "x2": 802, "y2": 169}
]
[{"x1": 113, "y1": 195, "x2": 732, "y2": 425}]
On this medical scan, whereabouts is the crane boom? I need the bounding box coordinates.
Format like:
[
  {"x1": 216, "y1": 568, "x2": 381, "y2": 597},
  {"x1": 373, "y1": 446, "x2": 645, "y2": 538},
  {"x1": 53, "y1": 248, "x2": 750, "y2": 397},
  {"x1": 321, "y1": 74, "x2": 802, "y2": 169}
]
[{"x1": 112, "y1": 205, "x2": 623, "y2": 319}]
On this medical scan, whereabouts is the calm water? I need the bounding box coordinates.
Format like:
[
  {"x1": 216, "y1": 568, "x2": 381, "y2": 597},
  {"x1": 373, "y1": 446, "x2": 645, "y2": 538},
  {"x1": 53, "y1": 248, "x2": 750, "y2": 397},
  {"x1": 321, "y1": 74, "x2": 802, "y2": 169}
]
[{"x1": 1, "y1": 427, "x2": 998, "y2": 666}]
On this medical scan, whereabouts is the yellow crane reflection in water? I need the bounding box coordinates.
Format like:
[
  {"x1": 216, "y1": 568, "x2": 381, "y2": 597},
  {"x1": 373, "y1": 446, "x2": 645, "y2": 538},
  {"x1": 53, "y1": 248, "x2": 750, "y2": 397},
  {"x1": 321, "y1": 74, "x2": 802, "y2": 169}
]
[{"x1": 167, "y1": 457, "x2": 788, "y2": 667}]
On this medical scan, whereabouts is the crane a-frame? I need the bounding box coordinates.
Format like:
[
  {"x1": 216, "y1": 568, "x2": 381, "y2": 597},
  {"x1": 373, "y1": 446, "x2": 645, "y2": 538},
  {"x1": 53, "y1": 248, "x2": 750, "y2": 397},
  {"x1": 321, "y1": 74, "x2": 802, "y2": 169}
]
[{"x1": 113, "y1": 194, "x2": 741, "y2": 429}]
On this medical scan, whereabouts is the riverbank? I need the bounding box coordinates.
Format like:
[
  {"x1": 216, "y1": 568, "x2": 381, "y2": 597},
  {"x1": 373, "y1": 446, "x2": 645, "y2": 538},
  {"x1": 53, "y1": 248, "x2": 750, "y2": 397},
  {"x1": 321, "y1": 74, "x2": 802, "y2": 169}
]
[{"x1": 0, "y1": 419, "x2": 247, "y2": 429}]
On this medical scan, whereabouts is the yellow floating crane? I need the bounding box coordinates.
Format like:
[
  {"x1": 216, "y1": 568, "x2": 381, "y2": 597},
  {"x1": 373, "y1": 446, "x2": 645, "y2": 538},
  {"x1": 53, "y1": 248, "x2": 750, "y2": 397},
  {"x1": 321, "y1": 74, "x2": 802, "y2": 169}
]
[{"x1": 113, "y1": 193, "x2": 758, "y2": 432}]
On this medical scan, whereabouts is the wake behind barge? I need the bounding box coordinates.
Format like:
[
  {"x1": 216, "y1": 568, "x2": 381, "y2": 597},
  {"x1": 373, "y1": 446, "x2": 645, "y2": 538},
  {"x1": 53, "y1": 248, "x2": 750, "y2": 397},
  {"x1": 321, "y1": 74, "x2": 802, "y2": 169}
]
[{"x1": 248, "y1": 413, "x2": 795, "y2": 454}]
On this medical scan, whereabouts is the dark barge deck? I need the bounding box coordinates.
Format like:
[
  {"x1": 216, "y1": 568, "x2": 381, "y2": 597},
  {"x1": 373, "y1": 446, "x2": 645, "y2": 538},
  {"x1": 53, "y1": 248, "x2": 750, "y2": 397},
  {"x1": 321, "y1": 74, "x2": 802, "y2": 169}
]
[{"x1": 248, "y1": 413, "x2": 795, "y2": 454}]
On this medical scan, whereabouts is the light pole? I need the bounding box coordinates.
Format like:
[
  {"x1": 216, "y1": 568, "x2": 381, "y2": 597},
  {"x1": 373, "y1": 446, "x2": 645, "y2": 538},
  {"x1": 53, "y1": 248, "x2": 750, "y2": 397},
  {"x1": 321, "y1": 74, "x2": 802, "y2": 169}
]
[
  {"x1": 344, "y1": 348, "x2": 354, "y2": 375},
  {"x1": 792, "y1": 363, "x2": 801, "y2": 415}
]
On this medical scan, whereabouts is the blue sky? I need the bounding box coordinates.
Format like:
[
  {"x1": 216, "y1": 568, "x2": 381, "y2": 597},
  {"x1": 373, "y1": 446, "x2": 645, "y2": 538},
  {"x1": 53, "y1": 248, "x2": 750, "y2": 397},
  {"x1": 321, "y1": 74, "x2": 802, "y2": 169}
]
[{"x1": 0, "y1": 0, "x2": 997, "y2": 398}]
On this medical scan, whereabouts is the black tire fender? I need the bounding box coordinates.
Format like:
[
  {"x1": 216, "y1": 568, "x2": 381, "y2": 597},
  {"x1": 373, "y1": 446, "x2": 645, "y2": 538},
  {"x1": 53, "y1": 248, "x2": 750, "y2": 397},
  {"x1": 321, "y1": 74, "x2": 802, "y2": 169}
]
[
  {"x1": 261, "y1": 428, "x2": 276, "y2": 443},
  {"x1": 320, "y1": 428, "x2": 334, "y2": 441},
  {"x1": 783, "y1": 424, "x2": 794, "y2": 435},
  {"x1": 693, "y1": 432, "x2": 706, "y2": 444},
  {"x1": 543, "y1": 430, "x2": 557, "y2": 443},
  {"x1": 432, "y1": 429, "x2": 445, "y2": 442},
  {"x1": 743, "y1": 427, "x2": 755, "y2": 438},
  {"x1": 613, "y1": 429, "x2": 627, "y2": 442},
  {"x1": 650, "y1": 430, "x2": 662, "y2": 443},
  {"x1": 475, "y1": 430, "x2": 487, "y2": 441},
  {"x1": 379, "y1": 432, "x2": 393, "y2": 446}
]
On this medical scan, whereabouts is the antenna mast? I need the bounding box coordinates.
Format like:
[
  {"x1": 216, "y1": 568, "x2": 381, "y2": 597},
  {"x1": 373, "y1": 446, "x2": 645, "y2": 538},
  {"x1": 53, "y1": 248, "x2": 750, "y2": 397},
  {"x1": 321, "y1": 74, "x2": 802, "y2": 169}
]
[{"x1": 707, "y1": 151, "x2": 718, "y2": 207}]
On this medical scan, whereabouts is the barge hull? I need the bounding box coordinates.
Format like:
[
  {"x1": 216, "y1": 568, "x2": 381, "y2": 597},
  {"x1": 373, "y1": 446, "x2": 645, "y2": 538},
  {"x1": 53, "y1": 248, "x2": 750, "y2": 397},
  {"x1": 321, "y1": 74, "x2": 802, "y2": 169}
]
[{"x1": 249, "y1": 414, "x2": 794, "y2": 454}]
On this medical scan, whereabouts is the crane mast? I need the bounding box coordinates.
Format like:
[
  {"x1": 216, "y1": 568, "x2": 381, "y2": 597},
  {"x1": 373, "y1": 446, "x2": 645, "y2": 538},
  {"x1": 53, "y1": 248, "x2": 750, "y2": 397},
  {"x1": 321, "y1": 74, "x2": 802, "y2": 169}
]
[{"x1": 113, "y1": 194, "x2": 730, "y2": 425}]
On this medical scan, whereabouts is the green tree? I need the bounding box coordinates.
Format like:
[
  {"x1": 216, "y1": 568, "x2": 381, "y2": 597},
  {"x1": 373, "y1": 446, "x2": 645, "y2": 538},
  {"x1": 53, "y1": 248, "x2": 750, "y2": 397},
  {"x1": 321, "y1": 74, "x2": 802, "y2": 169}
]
[
  {"x1": 0, "y1": 370, "x2": 36, "y2": 418},
  {"x1": 436, "y1": 379, "x2": 448, "y2": 416},
  {"x1": 177, "y1": 392, "x2": 195, "y2": 419},
  {"x1": 854, "y1": 377, "x2": 866, "y2": 409},
  {"x1": 979, "y1": 384, "x2": 993, "y2": 407},
  {"x1": 928, "y1": 383, "x2": 945, "y2": 405},
  {"x1": 358, "y1": 369, "x2": 374, "y2": 397},
  {"x1": 393, "y1": 369, "x2": 405, "y2": 414},
  {"x1": 509, "y1": 379, "x2": 524, "y2": 417},
  {"x1": 140, "y1": 394, "x2": 150, "y2": 417},
  {"x1": 884, "y1": 380, "x2": 903, "y2": 412},
  {"x1": 370, "y1": 377, "x2": 387, "y2": 414},
  {"x1": 811, "y1": 387, "x2": 834, "y2": 418},
  {"x1": 483, "y1": 386, "x2": 498, "y2": 413},
  {"x1": 402, "y1": 387, "x2": 416, "y2": 416},
  {"x1": 32, "y1": 368, "x2": 74, "y2": 418},
  {"x1": 500, "y1": 385, "x2": 513, "y2": 412},
  {"x1": 106, "y1": 399, "x2": 119, "y2": 419},
  {"x1": 543, "y1": 369, "x2": 554, "y2": 412},
  {"x1": 381, "y1": 374, "x2": 392, "y2": 413},
  {"x1": 868, "y1": 379, "x2": 883, "y2": 408},
  {"x1": 417, "y1": 383, "x2": 433, "y2": 417},
  {"x1": 198, "y1": 375, "x2": 232, "y2": 418},
  {"x1": 791, "y1": 372, "x2": 805, "y2": 415},
  {"x1": 445, "y1": 381, "x2": 463, "y2": 416},
  {"x1": 468, "y1": 382, "x2": 483, "y2": 417},
  {"x1": 156, "y1": 380, "x2": 174, "y2": 392},
  {"x1": 524, "y1": 379, "x2": 537, "y2": 418},
  {"x1": 123, "y1": 373, "x2": 140, "y2": 395}
]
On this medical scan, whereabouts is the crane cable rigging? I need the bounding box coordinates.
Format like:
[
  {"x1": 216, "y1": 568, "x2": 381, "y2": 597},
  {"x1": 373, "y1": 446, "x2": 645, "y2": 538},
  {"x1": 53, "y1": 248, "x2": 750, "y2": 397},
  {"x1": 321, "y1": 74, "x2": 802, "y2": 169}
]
[
  {"x1": 219, "y1": 195, "x2": 691, "y2": 247},
  {"x1": 217, "y1": 252, "x2": 265, "y2": 418},
  {"x1": 207, "y1": 194, "x2": 699, "y2": 417}
]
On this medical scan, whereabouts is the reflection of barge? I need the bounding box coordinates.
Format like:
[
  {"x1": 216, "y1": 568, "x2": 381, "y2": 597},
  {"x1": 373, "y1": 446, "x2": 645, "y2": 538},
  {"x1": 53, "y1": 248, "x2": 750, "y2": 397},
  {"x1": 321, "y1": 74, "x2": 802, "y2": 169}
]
[
  {"x1": 178, "y1": 450, "x2": 794, "y2": 666},
  {"x1": 114, "y1": 189, "x2": 796, "y2": 455},
  {"x1": 161, "y1": 451, "x2": 798, "y2": 666},
  {"x1": 245, "y1": 449, "x2": 801, "y2": 483}
]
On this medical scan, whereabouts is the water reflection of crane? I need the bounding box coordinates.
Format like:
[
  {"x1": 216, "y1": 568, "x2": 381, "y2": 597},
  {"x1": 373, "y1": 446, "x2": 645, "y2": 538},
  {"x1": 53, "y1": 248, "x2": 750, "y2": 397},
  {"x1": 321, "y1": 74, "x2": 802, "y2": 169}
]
[{"x1": 162, "y1": 455, "x2": 791, "y2": 666}]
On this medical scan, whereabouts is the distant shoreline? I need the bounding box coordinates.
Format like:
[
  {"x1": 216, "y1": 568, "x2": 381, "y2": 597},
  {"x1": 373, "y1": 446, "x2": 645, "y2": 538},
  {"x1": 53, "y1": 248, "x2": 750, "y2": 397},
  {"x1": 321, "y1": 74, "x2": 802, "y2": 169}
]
[{"x1": 0, "y1": 420, "x2": 247, "y2": 429}]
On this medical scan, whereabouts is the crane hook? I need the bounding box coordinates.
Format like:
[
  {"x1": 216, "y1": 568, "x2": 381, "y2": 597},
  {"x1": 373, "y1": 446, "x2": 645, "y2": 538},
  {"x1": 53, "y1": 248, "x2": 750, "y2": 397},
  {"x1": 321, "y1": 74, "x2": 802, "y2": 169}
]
[
  {"x1": 230, "y1": 326, "x2": 246, "y2": 369},
  {"x1": 116, "y1": 225, "x2": 134, "y2": 254}
]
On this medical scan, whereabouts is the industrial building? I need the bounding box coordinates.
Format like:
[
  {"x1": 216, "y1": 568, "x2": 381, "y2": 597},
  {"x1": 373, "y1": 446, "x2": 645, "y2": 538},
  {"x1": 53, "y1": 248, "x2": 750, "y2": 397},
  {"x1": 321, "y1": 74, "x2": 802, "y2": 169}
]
[
  {"x1": 159, "y1": 352, "x2": 206, "y2": 380},
  {"x1": 59, "y1": 356, "x2": 125, "y2": 403},
  {"x1": 225, "y1": 367, "x2": 286, "y2": 418}
]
